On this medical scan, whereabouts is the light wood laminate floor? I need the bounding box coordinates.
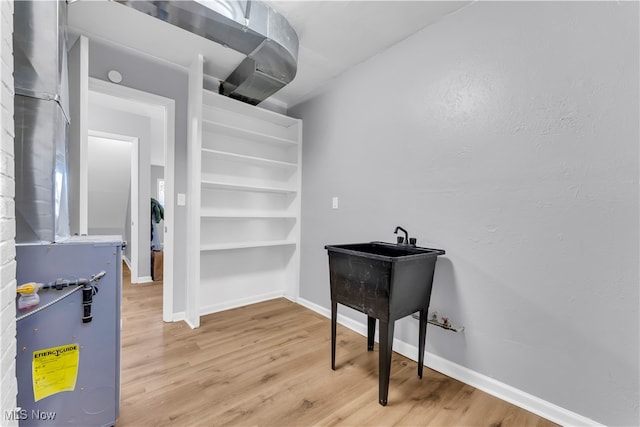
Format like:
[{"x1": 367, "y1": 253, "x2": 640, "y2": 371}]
[{"x1": 118, "y1": 267, "x2": 556, "y2": 426}]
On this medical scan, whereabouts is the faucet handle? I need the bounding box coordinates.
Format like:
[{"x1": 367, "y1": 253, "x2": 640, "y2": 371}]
[
  {"x1": 396, "y1": 236, "x2": 405, "y2": 244},
  {"x1": 409, "y1": 237, "x2": 417, "y2": 246}
]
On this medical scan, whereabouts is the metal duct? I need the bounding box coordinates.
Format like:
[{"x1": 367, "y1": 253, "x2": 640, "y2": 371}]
[
  {"x1": 14, "y1": 0, "x2": 71, "y2": 243},
  {"x1": 116, "y1": 0, "x2": 298, "y2": 105}
]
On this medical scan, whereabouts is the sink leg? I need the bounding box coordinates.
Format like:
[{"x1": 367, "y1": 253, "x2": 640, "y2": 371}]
[
  {"x1": 331, "y1": 300, "x2": 337, "y2": 370},
  {"x1": 367, "y1": 316, "x2": 376, "y2": 351},
  {"x1": 378, "y1": 320, "x2": 395, "y2": 406},
  {"x1": 418, "y1": 309, "x2": 427, "y2": 379}
]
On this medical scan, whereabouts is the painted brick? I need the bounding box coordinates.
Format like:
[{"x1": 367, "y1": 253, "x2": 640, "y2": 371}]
[
  {"x1": 1, "y1": 362, "x2": 18, "y2": 427},
  {"x1": 0, "y1": 240, "x2": 14, "y2": 266},
  {"x1": 0, "y1": 131, "x2": 12, "y2": 156},
  {"x1": 0, "y1": 260, "x2": 15, "y2": 291},
  {"x1": 0, "y1": 278, "x2": 15, "y2": 311},
  {"x1": 0, "y1": 299, "x2": 15, "y2": 345},
  {"x1": 1, "y1": 367, "x2": 17, "y2": 405},
  {"x1": 0, "y1": 150, "x2": 14, "y2": 178},
  {"x1": 0, "y1": 302, "x2": 14, "y2": 330},
  {"x1": 0, "y1": 72, "x2": 14, "y2": 98},
  {"x1": 1, "y1": 80, "x2": 15, "y2": 116},
  {"x1": 1, "y1": 110, "x2": 14, "y2": 141},
  {"x1": 1, "y1": 127, "x2": 13, "y2": 152},
  {"x1": 0, "y1": 218, "x2": 14, "y2": 241},
  {"x1": 0, "y1": 310, "x2": 17, "y2": 340},
  {"x1": 3, "y1": 0, "x2": 13, "y2": 14},
  {"x1": 0, "y1": 196, "x2": 14, "y2": 220},
  {"x1": 0, "y1": 174, "x2": 14, "y2": 200},
  {"x1": 0, "y1": 40, "x2": 11, "y2": 72},
  {"x1": 0, "y1": 0, "x2": 13, "y2": 20},
  {"x1": 1, "y1": 108, "x2": 12, "y2": 140},
  {"x1": 0, "y1": 27, "x2": 13, "y2": 62},
  {"x1": 0, "y1": 331, "x2": 15, "y2": 378}
]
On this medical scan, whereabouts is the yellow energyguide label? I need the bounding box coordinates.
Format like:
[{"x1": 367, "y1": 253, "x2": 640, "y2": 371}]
[{"x1": 32, "y1": 344, "x2": 79, "y2": 402}]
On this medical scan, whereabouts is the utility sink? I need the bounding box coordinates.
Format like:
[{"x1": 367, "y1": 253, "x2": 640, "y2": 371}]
[
  {"x1": 326, "y1": 241, "x2": 444, "y2": 258},
  {"x1": 325, "y1": 240, "x2": 445, "y2": 406}
]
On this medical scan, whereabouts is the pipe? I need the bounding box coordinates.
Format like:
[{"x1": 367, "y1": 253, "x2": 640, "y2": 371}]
[
  {"x1": 14, "y1": 0, "x2": 71, "y2": 243},
  {"x1": 116, "y1": 0, "x2": 298, "y2": 105}
]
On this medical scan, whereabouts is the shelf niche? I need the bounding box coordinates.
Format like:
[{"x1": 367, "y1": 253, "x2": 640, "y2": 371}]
[{"x1": 186, "y1": 55, "x2": 302, "y2": 328}]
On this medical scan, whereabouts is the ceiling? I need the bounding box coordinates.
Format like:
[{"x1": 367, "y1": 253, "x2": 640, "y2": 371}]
[{"x1": 68, "y1": 1, "x2": 469, "y2": 108}]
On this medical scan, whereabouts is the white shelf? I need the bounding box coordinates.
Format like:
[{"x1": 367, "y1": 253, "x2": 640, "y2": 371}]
[
  {"x1": 188, "y1": 76, "x2": 301, "y2": 329},
  {"x1": 200, "y1": 210, "x2": 297, "y2": 219},
  {"x1": 202, "y1": 118, "x2": 297, "y2": 146},
  {"x1": 200, "y1": 240, "x2": 296, "y2": 251},
  {"x1": 201, "y1": 180, "x2": 297, "y2": 194},
  {"x1": 201, "y1": 148, "x2": 296, "y2": 169}
]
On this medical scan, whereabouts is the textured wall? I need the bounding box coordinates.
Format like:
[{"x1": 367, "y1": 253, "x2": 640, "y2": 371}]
[
  {"x1": 291, "y1": 2, "x2": 638, "y2": 425},
  {"x1": 0, "y1": 0, "x2": 16, "y2": 424}
]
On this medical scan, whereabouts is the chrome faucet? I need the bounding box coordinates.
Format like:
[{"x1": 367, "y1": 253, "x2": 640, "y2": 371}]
[
  {"x1": 394, "y1": 226, "x2": 409, "y2": 244},
  {"x1": 394, "y1": 226, "x2": 417, "y2": 246}
]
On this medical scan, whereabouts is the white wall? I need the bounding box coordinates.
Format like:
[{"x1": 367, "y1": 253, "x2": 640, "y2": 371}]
[
  {"x1": 0, "y1": 0, "x2": 16, "y2": 423},
  {"x1": 87, "y1": 135, "x2": 132, "y2": 237},
  {"x1": 88, "y1": 103, "x2": 151, "y2": 279},
  {"x1": 290, "y1": 2, "x2": 638, "y2": 426}
]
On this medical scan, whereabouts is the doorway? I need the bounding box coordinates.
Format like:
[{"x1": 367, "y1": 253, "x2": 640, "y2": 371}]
[{"x1": 86, "y1": 78, "x2": 176, "y2": 322}]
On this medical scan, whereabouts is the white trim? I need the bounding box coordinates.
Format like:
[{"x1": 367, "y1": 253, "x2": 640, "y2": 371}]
[
  {"x1": 130, "y1": 135, "x2": 139, "y2": 284},
  {"x1": 88, "y1": 77, "x2": 176, "y2": 324},
  {"x1": 124, "y1": 254, "x2": 146, "y2": 286},
  {"x1": 186, "y1": 54, "x2": 204, "y2": 329},
  {"x1": 296, "y1": 297, "x2": 604, "y2": 427},
  {"x1": 200, "y1": 291, "x2": 284, "y2": 317},
  {"x1": 171, "y1": 312, "x2": 186, "y2": 322},
  {"x1": 122, "y1": 254, "x2": 132, "y2": 271},
  {"x1": 285, "y1": 119, "x2": 303, "y2": 303},
  {"x1": 161, "y1": 95, "x2": 176, "y2": 324},
  {"x1": 417, "y1": 352, "x2": 604, "y2": 427},
  {"x1": 297, "y1": 297, "x2": 366, "y2": 335}
]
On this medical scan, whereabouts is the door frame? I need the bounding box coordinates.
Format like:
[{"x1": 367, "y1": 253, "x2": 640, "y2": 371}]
[{"x1": 88, "y1": 77, "x2": 176, "y2": 322}]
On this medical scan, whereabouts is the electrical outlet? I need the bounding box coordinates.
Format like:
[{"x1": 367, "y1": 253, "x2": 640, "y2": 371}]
[
  {"x1": 332, "y1": 196, "x2": 339, "y2": 209},
  {"x1": 177, "y1": 193, "x2": 186, "y2": 206}
]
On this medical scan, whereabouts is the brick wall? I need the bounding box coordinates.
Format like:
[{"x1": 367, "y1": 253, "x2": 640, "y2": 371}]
[{"x1": 0, "y1": 0, "x2": 16, "y2": 424}]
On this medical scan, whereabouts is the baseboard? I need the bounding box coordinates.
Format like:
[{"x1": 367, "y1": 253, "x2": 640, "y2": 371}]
[
  {"x1": 296, "y1": 297, "x2": 603, "y2": 427},
  {"x1": 170, "y1": 311, "x2": 185, "y2": 323},
  {"x1": 170, "y1": 293, "x2": 286, "y2": 329},
  {"x1": 297, "y1": 297, "x2": 368, "y2": 336},
  {"x1": 123, "y1": 256, "x2": 154, "y2": 284},
  {"x1": 199, "y1": 291, "x2": 285, "y2": 317}
]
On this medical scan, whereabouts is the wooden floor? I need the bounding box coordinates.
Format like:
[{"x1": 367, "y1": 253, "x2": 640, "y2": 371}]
[{"x1": 119, "y1": 267, "x2": 557, "y2": 427}]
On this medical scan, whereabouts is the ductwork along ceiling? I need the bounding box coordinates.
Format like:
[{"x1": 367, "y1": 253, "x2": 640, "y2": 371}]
[{"x1": 116, "y1": 0, "x2": 299, "y2": 105}]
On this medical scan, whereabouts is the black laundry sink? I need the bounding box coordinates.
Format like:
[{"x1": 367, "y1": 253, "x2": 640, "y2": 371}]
[
  {"x1": 325, "y1": 241, "x2": 445, "y2": 406},
  {"x1": 327, "y1": 241, "x2": 444, "y2": 259}
]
